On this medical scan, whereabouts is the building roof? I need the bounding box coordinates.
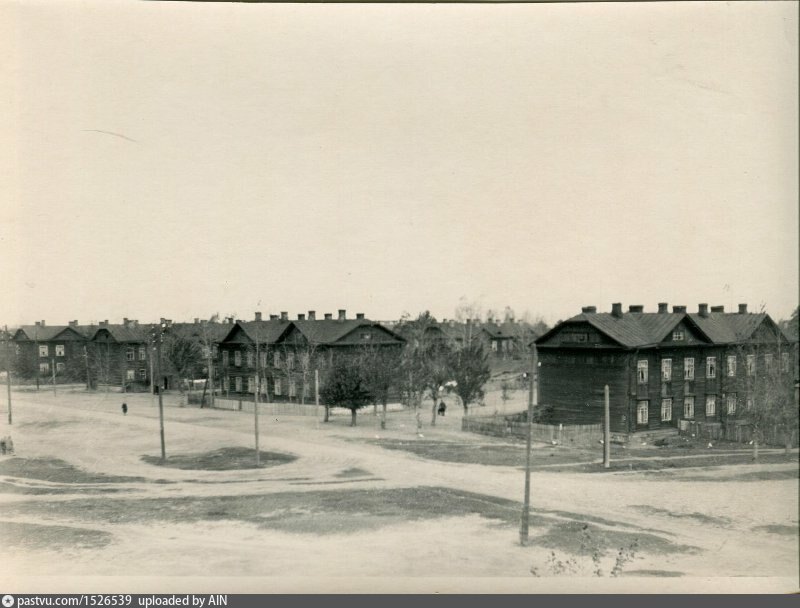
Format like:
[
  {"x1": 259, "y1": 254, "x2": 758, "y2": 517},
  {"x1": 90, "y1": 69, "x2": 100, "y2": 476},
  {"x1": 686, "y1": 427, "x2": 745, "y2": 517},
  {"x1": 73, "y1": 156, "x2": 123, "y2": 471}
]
[
  {"x1": 14, "y1": 325, "x2": 93, "y2": 341},
  {"x1": 89, "y1": 324, "x2": 151, "y2": 343},
  {"x1": 169, "y1": 322, "x2": 232, "y2": 342},
  {"x1": 292, "y1": 319, "x2": 404, "y2": 345},
  {"x1": 536, "y1": 310, "x2": 783, "y2": 349},
  {"x1": 225, "y1": 320, "x2": 294, "y2": 345}
]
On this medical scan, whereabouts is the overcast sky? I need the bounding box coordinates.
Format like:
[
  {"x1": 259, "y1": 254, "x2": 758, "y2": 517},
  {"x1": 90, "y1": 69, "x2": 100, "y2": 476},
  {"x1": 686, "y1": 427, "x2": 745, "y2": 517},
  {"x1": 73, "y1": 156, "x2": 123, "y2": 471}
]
[{"x1": 2, "y1": 1, "x2": 797, "y2": 327}]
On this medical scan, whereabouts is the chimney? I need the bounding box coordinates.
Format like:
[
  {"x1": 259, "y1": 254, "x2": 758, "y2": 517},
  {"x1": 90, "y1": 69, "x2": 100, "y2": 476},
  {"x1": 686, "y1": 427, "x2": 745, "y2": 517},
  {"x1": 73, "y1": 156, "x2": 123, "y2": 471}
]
[
  {"x1": 254, "y1": 312, "x2": 262, "y2": 322},
  {"x1": 297, "y1": 313, "x2": 306, "y2": 321},
  {"x1": 449, "y1": 319, "x2": 455, "y2": 327},
  {"x1": 338, "y1": 309, "x2": 346, "y2": 322},
  {"x1": 280, "y1": 311, "x2": 288, "y2": 321},
  {"x1": 356, "y1": 313, "x2": 365, "y2": 320},
  {"x1": 235, "y1": 319, "x2": 243, "y2": 324},
  {"x1": 324, "y1": 313, "x2": 333, "y2": 320},
  {"x1": 711, "y1": 305, "x2": 725, "y2": 313},
  {"x1": 308, "y1": 310, "x2": 316, "y2": 321},
  {"x1": 509, "y1": 317, "x2": 515, "y2": 323},
  {"x1": 487, "y1": 316, "x2": 494, "y2": 324},
  {"x1": 581, "y1": 306, "x2": 597, "y2": 314},
  {"x1": 35, "y1": 321, "x2": 41, "y2": 327},
  {"x1": 673, "y1": 305, "x2": 687, "y2": 313},
  {"x1": 100, "y1": 320, "x2": 108, "y2": 327},
  {"x1": 628, "y1": 305, "x2": 644, "y2": 313},
  {"x1": 698, "y1": 303, "x2": 709, "y2": 317},
  {"x1": 738, "y1": 303, "x2": 748, "y2": 314},
  {"x1": 611, "y1": 303, "x2": 623, "y2": 318},
  {"x1": 269, "y1": 314, "x2": 278, "y2": 321},
  {"x1": 657, "y1": 302, "x2": 668, "y2": 314},
  {"x1": 194, "y1": 318, "x2": 199, "y2": 324},
  {"x1": 123, "y1": 318, "x2": 129, "y2": 325},
  {"x1": 41, "y1": 320, "x2": 46, "y2": 327},
  {"x1": 69, "y1": 320, "x2": 78, "y2": 327}
]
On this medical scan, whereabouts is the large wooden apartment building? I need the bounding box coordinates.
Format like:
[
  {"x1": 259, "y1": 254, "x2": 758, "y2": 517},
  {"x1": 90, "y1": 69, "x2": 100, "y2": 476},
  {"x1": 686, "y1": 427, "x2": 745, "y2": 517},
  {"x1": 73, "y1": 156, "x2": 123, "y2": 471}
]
[{"x1": 534, "y1": 303, "x2": 796, "y2": 434}]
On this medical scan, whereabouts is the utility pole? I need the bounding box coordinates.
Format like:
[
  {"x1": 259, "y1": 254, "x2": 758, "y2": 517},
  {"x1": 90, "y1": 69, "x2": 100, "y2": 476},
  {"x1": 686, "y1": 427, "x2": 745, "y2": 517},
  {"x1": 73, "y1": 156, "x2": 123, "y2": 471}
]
[
  {"x1": 254, "y1": 342, "x2": 260, "y2": 466},
  {"x1": 603, "y1": 384, "x2": 611, "y2": 469},
  {"x1": 154, "y1": 321, "x2": 166, "y2": 462},
  {"x1": 315, "y1": 368, "x2": 320, "y2": 428},
  {"x1": 51, "y1": 357, "x2": 57, "y2": 396},
  {"x1": 4, "y1": 326, "x2": 12, "y2": 425},
  {"x1": 519, "y1": 342, "x2": 538, "y2": 546},
  {"x1": 83, "y1": 345, "x2": 91, "y2": 391}
]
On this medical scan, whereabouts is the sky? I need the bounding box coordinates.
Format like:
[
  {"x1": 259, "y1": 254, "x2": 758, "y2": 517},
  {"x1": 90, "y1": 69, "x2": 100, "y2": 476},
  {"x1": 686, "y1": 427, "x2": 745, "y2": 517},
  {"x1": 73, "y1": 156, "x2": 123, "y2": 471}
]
[{"x1": 1, "y1": 1, "x2": 798, "y2": 328}]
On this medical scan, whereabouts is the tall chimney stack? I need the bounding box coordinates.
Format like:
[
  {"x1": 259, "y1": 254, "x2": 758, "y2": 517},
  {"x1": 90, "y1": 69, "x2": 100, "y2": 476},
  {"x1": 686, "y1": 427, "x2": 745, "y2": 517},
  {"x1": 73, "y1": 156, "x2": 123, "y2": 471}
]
[
  {"x1": 657, "y1": 302, "x2": 668, "y2": 314},
  {"x1": 308, "y1": 310, "x2": 316, "y2": 321},
  {"x1": 738, "y1": 303, "x2": 748, "y2": 314},
  {"x1": 254, "y1": 312, "x2": 262, "y2": 322},
  {"x1": 280, "y1": 311, "x2": 288, "y2": 321},
  {"x1": 356, "y1": 313, "x2": 365, "y2": 320},
  {"x1": 338, "y1": 309, "x2": 346, "y2": 322},
  {"x1": 324, "y1": 313, "x2": 333, "y2": 320},
  {"x1": 297, "y1": 313, "x2": 306, "y2": 321},
  {"x1": 269, "y1": 314, "x2": 278, "y2": 321},
  {"x1": 611, "y1": 303, "x2": 623, "y2": 318},
  {"x1": 698, "y1": 303, "x2": 709, "y2": 317}
]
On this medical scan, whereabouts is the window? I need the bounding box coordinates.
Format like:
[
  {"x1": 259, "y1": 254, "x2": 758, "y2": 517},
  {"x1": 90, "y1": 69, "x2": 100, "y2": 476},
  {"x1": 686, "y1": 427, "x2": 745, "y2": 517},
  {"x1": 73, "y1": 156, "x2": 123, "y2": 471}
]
[
  {"x1": 706, "y1": 357, "x2": 716, "y2": 379},
  {"x1": 746, "y1": 397, "x2": 753, "y2": 411},
  {"x1": 247, "y1": 376, "x2": 255, "y2": 393},
  {"x1": 636, "y1": 401, "x2": 649, "y2": 425},
  {"x1": 139, "y1": 346, "x2": 146, "y2": 360},
  {"x1": 222, "y1": 351, "x2": 229, "y2": 367},
  {"x1": 726, "y1": 393, "x2": 737, "y2": 414},
  {"x1": 684, "y1": 358, "x2": 695, "y2": 380},
  {"x1": 260, "y1": 352, "x2": 267, "y2": 368},
  {"x1": 39, "y1": 345, "x2": 48, "y2": 357},
  {"x1": 672, "y1": 330, "x2": 685, "y2": 341},
  {"x1": 139, "y1": 368, "x2": 147, "y2": 380},
  {"x1": 727, "y1": 355, "x2": 736, "y2": 377},
  {"x1": 56, "y1": 362, "x2": 65, "y2": 372},
  {"x1": 223, "y1": 376, "x2": 230, "y2": 392},
  {"x1": 126, "y1": 348, "x2": 134, "y2": 361},
  {"x1": 287, "y1": 353, "x2": 295, "y2": 370},
  {"x1": 683, "y1": 396, "x2": 694, "y2": 419},
  {"x1": 746, "y1": 354, "x2": 755, "y2": 376},
  {"x1": 55, "y1": 344, "x2": 65, "y2": 357},
  {"x1": 661, "y1": 359, "x2": 672, "y2": 382},
  {"x1": 637, "y1": 360, "x2": 648, "y2": 384},
  {"x1": 39, "y1": 361, "x2": 49, "y2": 373},
  {"x1": 303, "y1": 381, "x2": 310, "y2": 396},
  {"x1": 234, "y1": 351, "x2": 242, "y2": 367},
  {"x1": 246, "y1": 351, "x2": 254, "y2": 367},
  {"x1": 212, "y1": 345, "x2": 219, "y2": 359},
  {"x1": 491, "y1": 341, "x2": 498, "y2": 352},
  {"x1": 705, "y1": 395, "x2": 716, "y2": 417},
  {"x1": 288, "y1": 380, "x2": 296, "y2": 398},
  {"x1": 274, "y1": 352, "x2": 281, "y2": 369},
  {"x1": 126, "y1": 369, "x2": 135, "y2": 380},
  {"x1": 234, "y1": 377, "x2": 242, "y2": 392},
  {"x1": 781, "y1": 353, "x2": 790, "y2": 373},
  {"x1": 274, "y1": 379, "x2": 282, "y2": 396},
  {"x1": 661, "y1": 398, "x2": 673, "y2": 422},
  {"x1": 765, "y1": 354, "x2": 774, "y2": 372}
]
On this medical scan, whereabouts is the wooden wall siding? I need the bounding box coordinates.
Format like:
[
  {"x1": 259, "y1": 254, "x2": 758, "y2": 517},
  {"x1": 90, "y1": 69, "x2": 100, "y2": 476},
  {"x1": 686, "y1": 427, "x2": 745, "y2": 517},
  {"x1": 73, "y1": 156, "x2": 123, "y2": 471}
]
[{"x1": 538, "y1": 351, "x2": 629, "y2": 432}]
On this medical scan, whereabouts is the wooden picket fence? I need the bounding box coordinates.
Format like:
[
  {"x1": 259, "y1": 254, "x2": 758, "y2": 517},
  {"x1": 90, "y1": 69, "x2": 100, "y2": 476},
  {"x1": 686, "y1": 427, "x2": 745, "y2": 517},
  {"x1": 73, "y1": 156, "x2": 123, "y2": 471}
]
[
  {"x1": 462, "y1": 413, "x2": 602, "y2": 446},
  {"x1": 681, "y1": 420, "x2": 797, "y2": 448}
]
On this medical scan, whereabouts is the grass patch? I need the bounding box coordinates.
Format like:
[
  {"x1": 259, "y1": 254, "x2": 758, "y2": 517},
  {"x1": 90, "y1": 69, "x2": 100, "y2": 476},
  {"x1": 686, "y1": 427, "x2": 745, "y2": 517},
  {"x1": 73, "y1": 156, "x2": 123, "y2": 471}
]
[
  {"x1": 335, "y1": 467, "x2": 372, "y2": 478},
  {"x1": 630, "y1": 505, "x2": 731, "y2": 527},
  {"x1": 531, "y1": 521, "x2": 700, "y2": 556},
  {"x1": 141, "y1": 447, "x2": 296, "y2": 471},
  {"x1": 368, "y1": 438, "x2": 529, "y2": 467},
  {"x1": 751, "y1": 524, "x2": 798, "y2": 537},
  {"x1": 0, "y1": 521, "x2": 113, "y2": 551},
  {"x1": 623, "y1": 569, "x2": 684, "y2": 577},
  {"x1": 0, "y1": 457, "x2": 145, "y2": 484},
  {"x1": 679, "y1": 468, "x2": 799, "y2": 482}
]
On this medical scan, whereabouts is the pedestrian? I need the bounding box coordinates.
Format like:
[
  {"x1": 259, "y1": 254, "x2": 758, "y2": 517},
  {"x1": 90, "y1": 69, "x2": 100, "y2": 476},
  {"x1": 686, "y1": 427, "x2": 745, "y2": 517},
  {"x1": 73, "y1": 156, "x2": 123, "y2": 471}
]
[
  {"x1": 121, "y1": 402, "x2": 128, "y2": 416},
  {"x1": 437, "y1": 401, "x2": 447, "y2": 416}
]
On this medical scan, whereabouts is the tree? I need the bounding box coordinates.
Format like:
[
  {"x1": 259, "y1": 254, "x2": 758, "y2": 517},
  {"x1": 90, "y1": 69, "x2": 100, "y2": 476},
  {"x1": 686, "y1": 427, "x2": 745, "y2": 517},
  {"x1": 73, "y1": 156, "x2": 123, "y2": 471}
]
[
  {"x1": 161, "y1": 334, "x2": 204, "y2": 396},
  {"x1": 448, "y1": 340, "x2": 491, "y2": 415},
  {"x1": 359, "y1": 344, "x2": 402, "y2": 429},
  {"x1": 320, "y1": 358, "x2": 372, "y2": 426},
  {"x1": 745, "y1": 353, "x2": 797, "y2": 457},
  {"x1": 394, "y1": 311, "x2": 440, "y2": 412},
  {"x1": 500, "y1": 379, "x2": 516, "y2": 414}
]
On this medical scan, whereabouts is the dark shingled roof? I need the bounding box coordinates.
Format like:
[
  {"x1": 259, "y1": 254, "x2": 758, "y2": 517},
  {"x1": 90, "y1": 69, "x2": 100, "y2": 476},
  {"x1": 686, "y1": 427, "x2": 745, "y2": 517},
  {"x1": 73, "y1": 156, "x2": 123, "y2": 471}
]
[
  {"x1": 234, "y1": 320, "x2": 293, "y2": 344},
  {"x1": 170, "y1": 322, "x2": 232, "y2": 342},
  {"x1": 89, "y1": 324, "x2": 151, "y2": 343},
  {"x1": 292, "y1": 319, "x2": 404, "y2": 344},
  {"x1": 14, "y1": 325, "x2": 93, "y2": 341},
  {"x1": 537, "y1": 310, "x2": 783, "y2": 348}
]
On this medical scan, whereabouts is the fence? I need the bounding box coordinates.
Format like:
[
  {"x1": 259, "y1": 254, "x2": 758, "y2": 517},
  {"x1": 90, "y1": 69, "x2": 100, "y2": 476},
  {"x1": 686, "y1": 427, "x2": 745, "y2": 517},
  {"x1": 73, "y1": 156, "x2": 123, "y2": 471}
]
[
  {"x1": 187, "y1": 393, "x2": 324, "y2": 417},
  {"x1": 681, "y1": 420, "x2": 798, "y2": 448},
  {"x1": 462, "y1": 413, "x2": 603, "y2": 446}
]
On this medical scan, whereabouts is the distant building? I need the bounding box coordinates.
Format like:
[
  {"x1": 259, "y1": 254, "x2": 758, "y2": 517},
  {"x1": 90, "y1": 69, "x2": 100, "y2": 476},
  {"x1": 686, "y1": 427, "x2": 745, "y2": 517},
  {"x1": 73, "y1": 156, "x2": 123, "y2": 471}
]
[
  {"x1": 218, "y1": 310, "x2": 404, "y2": 402},
  {"x1": 88, "y1": 319, "x2": 152, "y2": 391},
  {"x1": 12, "y1": 320, "x2": 93, "y2": 385},
  {"x1": 534, "y1": 303, "x2": 796, "y2": 434}
]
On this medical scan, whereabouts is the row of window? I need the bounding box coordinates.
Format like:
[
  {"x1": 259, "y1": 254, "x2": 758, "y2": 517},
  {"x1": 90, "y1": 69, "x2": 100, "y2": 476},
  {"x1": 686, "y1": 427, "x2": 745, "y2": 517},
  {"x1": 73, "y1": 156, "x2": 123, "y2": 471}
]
[
  {"x1": 221, "y1": 350, "x2": 310, "y2": 370},
  {"x1": 637, "y1": 393, "x2": 746, "y2": 424},
  {"x1": 637, "y1": 353, "x2": 789, "y2": 384},
  {"x1": 125, "y1": 369, "x2": 148, "y2": 381},
  {"x1": 39, "y1": 361, "x2": 65, "y2": 373},
  {"x1": 222, "y1": 376, "x2": 310, "y2": 397},
  {"x1": 39, "y1": 345, "x2": 67, "y2": 357}
]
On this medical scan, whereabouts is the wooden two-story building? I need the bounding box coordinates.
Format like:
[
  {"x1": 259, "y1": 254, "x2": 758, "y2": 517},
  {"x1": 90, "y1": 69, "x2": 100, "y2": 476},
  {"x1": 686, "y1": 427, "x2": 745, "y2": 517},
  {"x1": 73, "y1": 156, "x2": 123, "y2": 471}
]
[
  {"x1": 534, "y1": 303, "x2": 795, "y2": 435},
  {"x1": 217, "y1": 310, "x2": 405, "y2": 403},
  {"x1": 13, "y1": 320, "x2": 94, "y2": 385}
]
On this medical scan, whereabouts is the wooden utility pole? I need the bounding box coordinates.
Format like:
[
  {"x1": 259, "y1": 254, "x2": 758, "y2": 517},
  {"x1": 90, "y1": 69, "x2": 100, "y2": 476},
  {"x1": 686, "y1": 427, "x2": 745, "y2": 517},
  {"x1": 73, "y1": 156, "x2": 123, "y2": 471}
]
[
  {"x1": 519, "y1": 343, "x2": 538, "y2": 545},
  {"x1": 83, "y1": 345, "x2": 91, "y2": 391},
  {"x1": 603, "y1": 384, "x2": 611, "y2": 468},
  {"x1": 155, "y1": 324, "x2": 166, "y2": 462},
  {"x1": 4, "y1": 326, "x2": 12, "y2": 425},
  {"x1": 51, "y1": 357, "x2": 57, "y2": 396},
  {"x1": 254, "y1": 342, "x2": 260, "y2": 466},
  {"x1": 315, "y1": 369, "x2": 320, "y2": 427}
]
